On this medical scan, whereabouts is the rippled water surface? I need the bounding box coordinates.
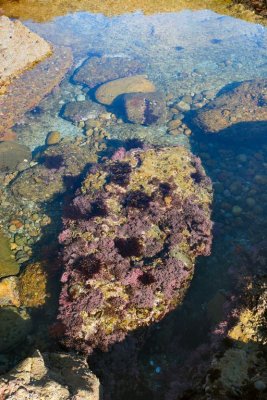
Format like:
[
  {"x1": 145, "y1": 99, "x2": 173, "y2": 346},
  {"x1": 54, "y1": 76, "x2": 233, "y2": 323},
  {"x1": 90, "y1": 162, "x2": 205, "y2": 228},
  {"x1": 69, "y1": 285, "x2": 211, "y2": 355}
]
[{"x1": 1, "y1": 2, "x2": 267, "y2": 399}]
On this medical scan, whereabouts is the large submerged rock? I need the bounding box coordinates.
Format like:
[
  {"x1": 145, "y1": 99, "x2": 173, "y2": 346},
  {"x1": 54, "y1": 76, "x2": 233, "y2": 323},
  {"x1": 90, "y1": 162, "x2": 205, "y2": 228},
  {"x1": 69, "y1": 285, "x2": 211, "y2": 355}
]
[
  {"x1": 0, "y1": 46, "x2": 73, "y2": 137},
  {"x1": 193, "y1": 79, "x2": 267, "y2": 139},
  {"x1": 95, "y1": 75, "x2": 156, "y2": 105},
  {"x1": 58, "y1": 146, "x2": 213, "y2": 353},
  {"x1": 0, "y1": 16, "x2": 52, "y2": 90},
  {"x1": 0, "y1": 350, "x2": 100, "y2": 400},
  {"x1": 73, "y1": 55, "x2": 144, "y2": 89}
]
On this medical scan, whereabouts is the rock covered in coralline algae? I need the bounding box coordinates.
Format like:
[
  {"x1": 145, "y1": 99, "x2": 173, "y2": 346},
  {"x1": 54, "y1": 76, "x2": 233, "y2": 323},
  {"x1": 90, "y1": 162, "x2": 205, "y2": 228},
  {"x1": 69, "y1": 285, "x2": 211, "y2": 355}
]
[
  {"x1": 194, "y1": 79, "x2": 267, "y2": 139},
  {"x1": 0, "y1": 350, "x2": 100, "y2": 400},
  {"x1": 58, "y1": 146, "x2": 213, "y2": 353}
]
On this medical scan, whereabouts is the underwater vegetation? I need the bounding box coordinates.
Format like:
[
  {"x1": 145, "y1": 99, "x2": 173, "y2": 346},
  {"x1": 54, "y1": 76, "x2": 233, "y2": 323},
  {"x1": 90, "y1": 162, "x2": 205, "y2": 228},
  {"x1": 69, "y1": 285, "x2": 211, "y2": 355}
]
[{"x1": 57, "y1": 146, "x2": 213, "y2": 353}]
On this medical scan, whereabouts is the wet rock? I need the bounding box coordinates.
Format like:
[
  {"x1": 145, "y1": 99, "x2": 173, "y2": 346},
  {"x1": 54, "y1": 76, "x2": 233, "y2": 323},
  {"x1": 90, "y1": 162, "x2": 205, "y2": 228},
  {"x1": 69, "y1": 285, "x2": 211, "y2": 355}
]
[
  {"x1": 0, "y1": 277, "x2": 20, "y2": 307},
  {"x1": 194, "y1": 79, "x2": 267, "y2": 139},
  {"x1": 0, "y1": 46, "x2": 73, "y2": 136},
  {"x1": 0, "y1": 130, "x2": 17, "y2": 142},
  {"x1": 62, "y1": 100, "x2": 105, "y2": 123},
  {"x1": 95, "y1": 74, "x2": 156, "y2": 105},
  {"x1": 0, "y1": 142, "x2": 31, "y2": 172},
  {"x1": 19, "y1": 263, "x2": 47, "y2": 308},
  {"x1": 0, "y1": 307, "x2": 32, "y2": 352},
  {"x1": 46, "y1": 131, "x2": 61, "y2": 145},
  {"x1": 73, "y1": 55, "x2": 144, "y2": 89},
  {"x1": 0, "y1": 350, "x2": 100, "y2": 399},
  {"x1": 0, "y1": 16, "x2": 52, "y2": 90},
  {"x1": 123, "y1": 92, "x2": 167, "y2": 125},
  {"x1": 10, "y1": 139, "x2": 99, "y2": 202},
  {"x1": 58, "y1": 146, "x2": 212, "y2": 353},
  {"x1": 0, "y1": 232, "x2": 19, "y2": 279}
]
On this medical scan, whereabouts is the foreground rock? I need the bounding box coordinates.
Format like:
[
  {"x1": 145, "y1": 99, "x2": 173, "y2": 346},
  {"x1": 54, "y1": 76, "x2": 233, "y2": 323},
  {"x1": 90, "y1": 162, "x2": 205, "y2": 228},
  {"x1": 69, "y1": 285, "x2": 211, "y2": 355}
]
[
  {"x1": 0, "y1": 350, "x2": 100, "y2": 400},
  {"x1": 11, "y1": 139, "x2": 99, "y2": 202},
  {"x1": 123, "y1": 92, "x2": 167, "y2": 125},
  {"x1": 73, "y1": 55, "x2": 144, "y2": 88},
  {"x1": 95, "y1": 75, "x2": 156, "y2": 105},
  {"x1": 194, "y1": 79, "x2": 267, "y2": 139},
  {"x1": 0, "y1": 46, "x2": 73, "y2": 136},
  {"x1": 0, "y1": 142, "x2": 31, "y2": 172},
  {"x1": 0, "y1": 16, "x2": 51, "y2": 91},
  {"x1": 0, "y1": 232, "x2": 19, "y2": 279},
  {"x1": 58, "y1": 146, "x2": 212, "y2": 353}
]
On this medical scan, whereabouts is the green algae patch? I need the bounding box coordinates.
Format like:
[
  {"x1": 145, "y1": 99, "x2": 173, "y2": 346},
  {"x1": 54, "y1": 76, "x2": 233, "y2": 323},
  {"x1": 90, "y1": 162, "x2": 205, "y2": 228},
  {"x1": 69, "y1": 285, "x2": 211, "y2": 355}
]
[
  {"x1": 0, "y1": 0, "x2": 265, "y2": 25},
  {"x1": 0, "y1": 231, "x2": 19, "y2": 278}
]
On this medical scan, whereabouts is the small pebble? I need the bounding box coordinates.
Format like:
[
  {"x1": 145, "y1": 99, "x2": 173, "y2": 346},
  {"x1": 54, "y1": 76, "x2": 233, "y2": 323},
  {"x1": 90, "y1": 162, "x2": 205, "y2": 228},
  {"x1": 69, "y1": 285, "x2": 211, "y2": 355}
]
[
  {"x1": 46, "y1": 131, "x2": 61, "y2": 145},
  {"x1": 254, "y1": 380, "x2": 266, "y2": 391}
]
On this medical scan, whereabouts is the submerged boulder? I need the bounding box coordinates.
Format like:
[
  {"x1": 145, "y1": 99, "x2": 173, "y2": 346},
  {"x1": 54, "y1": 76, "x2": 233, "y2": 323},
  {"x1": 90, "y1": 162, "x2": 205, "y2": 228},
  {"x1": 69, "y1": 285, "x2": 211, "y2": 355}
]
[
  {"x1": 0, "y1": 16, "x2": 52, "y2": 91},
  {"x1": 0, "y1": 142, "x2": 31, "y2": 172},
  {"x1": 10, "y1": 139, "x2": 99, "y2": 202},
  {"x1": 73, "y1": 55, "x2": 144, "y2": 89},
  {"x1": 123, "y1": 92, "x2": 167, "y2": 125},
  {"x1": 95, "y1": 74, "x2": 156, "y2": 105},
  {"x1": 0, "y1": 350, "x2": 100, "y2": 400},
  {"x1": 193, "y1": 79, "x2": 267, "y2": 139},
  {"x1": 62, "y1": 100, "x2": 105, "y2": 123},
  {"x1": 58, "y1": 146, "x2": 213, "y2": 353}
]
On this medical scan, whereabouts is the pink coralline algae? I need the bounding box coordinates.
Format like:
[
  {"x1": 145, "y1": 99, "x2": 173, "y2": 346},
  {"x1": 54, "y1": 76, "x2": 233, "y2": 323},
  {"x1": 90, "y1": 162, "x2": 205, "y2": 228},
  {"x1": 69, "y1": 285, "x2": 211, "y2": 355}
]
[{"x1": 57, "y1": 146, "x2": 213, "y2": 353}]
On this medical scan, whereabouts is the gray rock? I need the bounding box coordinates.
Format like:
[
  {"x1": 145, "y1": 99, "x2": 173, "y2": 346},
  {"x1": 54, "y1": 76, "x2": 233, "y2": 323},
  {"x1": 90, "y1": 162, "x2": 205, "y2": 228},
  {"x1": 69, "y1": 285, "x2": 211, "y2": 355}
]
[
  {"x1": 62, "y1": 100, "x2": 105, "y2": 123},
  {"x1": 123, "y1": 92, "x2": 167, "y2": 125},
  {"x1": 0, "y1": 142, "x2": 31, "y2": 172}
]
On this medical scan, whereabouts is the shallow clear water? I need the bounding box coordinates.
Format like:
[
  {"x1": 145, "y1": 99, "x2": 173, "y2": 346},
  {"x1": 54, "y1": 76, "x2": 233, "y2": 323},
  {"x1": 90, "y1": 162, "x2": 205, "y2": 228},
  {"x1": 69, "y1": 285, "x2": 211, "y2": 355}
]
[{"x1": 1, "y1": 4, "x2": 267, "y2": 399}]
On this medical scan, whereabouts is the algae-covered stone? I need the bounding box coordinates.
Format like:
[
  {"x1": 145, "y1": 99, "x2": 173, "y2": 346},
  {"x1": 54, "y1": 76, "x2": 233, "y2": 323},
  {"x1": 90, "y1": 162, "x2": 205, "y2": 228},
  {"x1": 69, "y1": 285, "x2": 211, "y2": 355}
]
[
  {"x1": 58, "y1": 146, "x2": 213, "y2": 353},
  {"x1": 0, "y1": 232, "x2": 19, "y2": 278},
  {"x1": 0, "y1": 307, "x2": 32, "y2": 352},
  {"x1": 123, "y1": 92, "x2": 167, "y2": 125},
  {"x1": 0, "y1": 142, "x2": 31, "y2": 172},
  {"x1": 19, "y1": 263, "x2": 47, "y2": 308},
  {"x1": 95, "y1": 74, "x2": 156, "y2": 105},
  {"x1": 0, "y1": 276, "x2": 20, "y2": 307},
  {"x1": 0, "y1": 350, "x2": 100, "y2": 399}
]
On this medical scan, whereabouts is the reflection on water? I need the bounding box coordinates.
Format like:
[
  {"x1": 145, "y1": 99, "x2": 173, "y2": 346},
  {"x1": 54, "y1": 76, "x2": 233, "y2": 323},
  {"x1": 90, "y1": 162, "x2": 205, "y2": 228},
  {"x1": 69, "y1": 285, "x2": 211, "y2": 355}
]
[{"x1": 0, "y1": 4, "x2": 267, "y2": 399}]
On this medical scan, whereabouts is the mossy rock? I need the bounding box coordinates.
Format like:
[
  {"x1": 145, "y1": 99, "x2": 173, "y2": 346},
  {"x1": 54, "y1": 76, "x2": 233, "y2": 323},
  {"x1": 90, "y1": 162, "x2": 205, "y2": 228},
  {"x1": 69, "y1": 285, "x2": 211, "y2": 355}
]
[{"x1": 0, "y1": 231, "x2": 19, "y2": 278}]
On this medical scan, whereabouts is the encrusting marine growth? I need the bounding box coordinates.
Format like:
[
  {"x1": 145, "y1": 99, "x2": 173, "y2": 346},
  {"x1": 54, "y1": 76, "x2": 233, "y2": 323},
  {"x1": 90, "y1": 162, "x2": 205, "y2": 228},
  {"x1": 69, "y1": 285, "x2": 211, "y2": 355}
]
[{"x1": 57, "y1": 145, "x2": 213, "y2": 353}]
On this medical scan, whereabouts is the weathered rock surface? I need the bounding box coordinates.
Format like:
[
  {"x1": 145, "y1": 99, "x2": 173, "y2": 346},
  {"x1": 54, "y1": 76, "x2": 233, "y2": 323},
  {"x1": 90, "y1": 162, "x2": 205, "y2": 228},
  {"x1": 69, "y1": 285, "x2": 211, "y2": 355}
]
[
  {"x1": 194, "y1": 79, "x2": 267, "y2": 138},
  {"x1": 0, "y1": 142, "x2": 31, "y2": 172},
  {"x1": 0, "y1": 277, "x2": 20, "y2": 307},
  {"x1": 95, "y1": 75, "x2": 156, "y2": 105},
  {"x1": 123, "y1": 92, "x2": 167, "y2": 125},
  {"x1": 0, "y1": 16, "x2": 52, "y2": 90},
  {"x1": 73, "y1": 56, "x2": 144, "y2": 89},
  {"x1": 62, "y1": 100, "x2": 105, "y2": 123},
  {"x1": 0, "y1": 307, "x2": 32, "y2": 352},
  {"x1": 0, "y1": 232, "x2": 19, "y2": 279},
  {"x1": 0, "y1": 46, "x2": 73, "y2": 136},
  {"x1": 0, "y1": 350, "x2": 100, "y2": 400},
  {"x1": 58, "y1": 146, "x2": 212, "y2": 353},
  {"x1": 11, "y1": 139, "x2": 99, "y2": 202}
]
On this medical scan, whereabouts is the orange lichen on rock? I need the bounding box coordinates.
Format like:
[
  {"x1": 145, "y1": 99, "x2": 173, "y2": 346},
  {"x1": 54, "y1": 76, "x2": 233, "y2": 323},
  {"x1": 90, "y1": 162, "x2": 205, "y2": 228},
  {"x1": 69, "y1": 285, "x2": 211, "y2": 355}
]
[
  {"x1": 19, "y1": 263, "x2": 48, "y2": 307},
  {"x1": 0, "y1": 46, "x2": 73, "y2": 135}
]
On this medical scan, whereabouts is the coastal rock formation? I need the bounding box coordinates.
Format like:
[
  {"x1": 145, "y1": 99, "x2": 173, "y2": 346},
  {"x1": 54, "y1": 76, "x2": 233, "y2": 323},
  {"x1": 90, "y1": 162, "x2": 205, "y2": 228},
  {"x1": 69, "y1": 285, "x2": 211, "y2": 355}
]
[
  {"x1": 123, "y1": 92, "x2": 167, "y2": 125},
  {"x1": 73, "y1": 56, "x2": 144, "y2": 89},
  {"x1": 193, "y1": 79, "x2": 267, "y2": 139},
  {"x1": 0, "y1": 16, "x2": 52, "y2": 90},
  {"x1": 0, "y1": 46, "x2": 73, "y2": 136},
  {"x1": 95, "y1": 75, "x2": 156, "y2": 105},
  {"x1": 58, "y1": 146, "x2": 213, "y2": 353},
  {"x1": 11, "y1": 139, "x2": 100, "y2": 202},
  {"x1": 0, "y1": 350, "x2": 100, "y2": 400}
]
